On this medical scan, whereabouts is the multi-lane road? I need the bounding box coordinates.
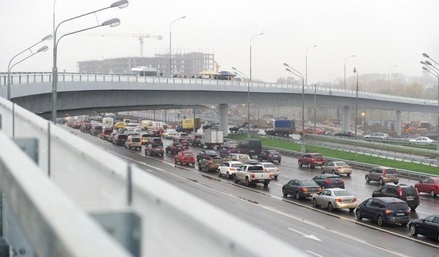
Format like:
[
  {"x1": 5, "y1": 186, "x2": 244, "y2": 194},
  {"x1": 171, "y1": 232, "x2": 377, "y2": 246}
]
[{"x1": 71, "y1": 128, "x2": 439, "y2": 257}]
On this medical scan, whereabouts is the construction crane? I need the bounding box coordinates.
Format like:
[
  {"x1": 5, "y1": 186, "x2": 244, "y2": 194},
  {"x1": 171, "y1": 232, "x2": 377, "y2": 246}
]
[
  {"x1": 214, "y1": 61, "x2": 220, "y2": 72},
  {"x1": 78, "y1": 33, "x2": 163, "y2": 56}
]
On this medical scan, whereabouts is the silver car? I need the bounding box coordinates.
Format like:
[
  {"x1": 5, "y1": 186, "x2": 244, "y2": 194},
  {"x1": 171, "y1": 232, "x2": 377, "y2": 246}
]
[
  {"x1": 365, "y1": 166, "x2": 399, "y2": 185},
  {"x1": 312, "y1": 188, "x2": 358, "y2": 212},
  {"x1": 321, "y1": 161, "x2": 352, "y2": 176},
  {"x1": 260, "y1": 162, "x2": 280, "y2": 179}
]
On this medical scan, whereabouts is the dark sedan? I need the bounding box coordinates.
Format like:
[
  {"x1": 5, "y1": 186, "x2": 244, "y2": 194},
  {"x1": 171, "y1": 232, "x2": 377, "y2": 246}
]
[
  {"x1": 408, "y1": 215, "x2": 439, "y2": 241},
  {"x1": 165, "y1": 142, "x2": 184, "y2": 155},
  {"x1": 355, "y1": 197, "x2": 410, "y2": 226},
  {"x1": 282, "y1": 179, "x2": 322, "y2": 200},
  {"x1": 333, "y1": 131, "x2": 355, "y2": 137},
  {"x1": 196, "y1": 149, "x2": 218, "y2": 162},
  {"x1": 312, "y1": 174, "x2": 345, "y2": 189},
  {"x1": 258, "y1": 149, "x2": 281, "y2": 163}
]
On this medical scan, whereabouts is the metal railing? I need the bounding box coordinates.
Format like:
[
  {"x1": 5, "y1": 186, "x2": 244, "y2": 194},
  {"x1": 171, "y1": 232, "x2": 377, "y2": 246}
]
[{"x1": 0, "y1": 96, "x2": 305, "y2": 257}]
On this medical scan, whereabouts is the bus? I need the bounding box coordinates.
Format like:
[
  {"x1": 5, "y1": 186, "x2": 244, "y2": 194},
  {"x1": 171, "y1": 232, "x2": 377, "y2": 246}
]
[{"x1": 130, "y1": 66, "x2": 158, "y2": 77}]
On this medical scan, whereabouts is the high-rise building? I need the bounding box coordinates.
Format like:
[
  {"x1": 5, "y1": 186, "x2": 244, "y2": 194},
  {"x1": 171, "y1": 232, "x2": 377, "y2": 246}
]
[{"x1": 77, "y1": 52, "x2": 214, "y2": 77}]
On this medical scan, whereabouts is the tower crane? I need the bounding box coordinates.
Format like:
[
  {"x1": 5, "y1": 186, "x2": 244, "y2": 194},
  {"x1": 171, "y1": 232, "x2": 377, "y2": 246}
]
[{"x1": 78, "y1": 33, "x2": 163, "y2": 56}]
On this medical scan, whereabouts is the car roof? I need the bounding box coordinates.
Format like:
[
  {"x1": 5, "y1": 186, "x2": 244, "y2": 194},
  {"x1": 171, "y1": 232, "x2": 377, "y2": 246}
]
[{"x1": 372, "y1": 197, "x2": 405, "y2": 203}]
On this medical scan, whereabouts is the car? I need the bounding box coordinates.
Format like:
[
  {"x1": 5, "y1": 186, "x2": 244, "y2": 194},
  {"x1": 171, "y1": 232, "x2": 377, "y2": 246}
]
[
  {"x1": 415, "y1": 177, "x2": 439, "y2": 197},
  {"x1": 112, "y1": 133, "x2": 128, "y2": 146},
  {"x1": 365, "y1": 166, "x2": 399, "y2": 185},
  {"x1": 99, "y1": 127, "x2": 113, "y2": 140},
  {"x1": 165, "y1": 142, "x2": 184, "y2": 155},
  {"x1": 140, "y1": 132, "x2": 152, "y2": 145},
  {"x1": 312, "y1": 174, "x2": 345, "y2": 189},
  {"x1": 222, "y1": 140, "x2": 238, "y2": 148},
  {"x1": 125, "y1": 135, "x2": 142, "y2": 151},
  {"x1": 408, "y1": 215, "x2": 439, "y2": 241},
  {"x1": 188, "y1": 133, "x2": 203, "y2": 147},
  {"x1": 229, "y1": 124, "x2": 245, "y2": 133},
  {"x1": 303, "y1": 127, "x2": 326, "y2": 135},
  {"x1": 282, "y1": 179, "x2": 322, "y2": 200},
  {"x1": 298, "y1": 153, "x2": 327, "y2": 168},
  {"x1": 333, "y1": 131, "x2": 354, "y2": 137},
  {"x1": 355, "y1": 197, "x2": 411, "y2": 226},
  {"x1": 372, "y1": 184, "x2": 419, "y2": 211},
  {"x1": 312, "y1": 188, "x2": 358, "y2": 212},
  {"x1": 321, "y1": 161, "x2": 352, "y2": 176},
  {"x1": 223, "y1": 153, "x2": 252, "y2": 164},
  {"x1": 409, "y1": 137, "x2": 434, "y2": 144},
  {"x1": 202, "y1": 122, "x2": 218, "y2": 130},
  {"x1": 218, "y1": 161, "x2": 243, "y2": 179},
  {"x1": 364, "y1": 132, "x2": 389, "y2": 141},
  {"x1": 80, "y1": 122, "x2": 92, "y2": 133},
  {"x1": 196, "y1": 149, "x2": 218, "y2": 162},
  {"x1": 218, "y1": 146, "x2": 239, "y2": 158},
  {"x1": 198, "y1": 156, "x2": 223, "y2": 172},
  {"x1": 174, "y1": 138, "x2": 190, "y2": 149},
  {"x1": 258, "y1": 149, "x2": 282, "y2": 163},
  {"x1": 260, "y1": 162, "x2": 280, "y2": 179},
  {"x1": 238, "y1": 125, "x2": 259, "y2": 134},
  {"x1": 162, "y1": 129, "x2": 177, "y2": 139},
  {"x1": 145, "y1": 141, "x2": 164, "y2": 157},
  {"x1": 174, "y1": 151, "x2": 196, "y2": 166}
]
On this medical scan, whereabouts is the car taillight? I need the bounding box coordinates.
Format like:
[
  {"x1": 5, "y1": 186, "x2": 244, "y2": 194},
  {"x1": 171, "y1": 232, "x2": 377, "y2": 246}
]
[
  {"x1": 336, "y1": 167, "x2": 342, "y2": 170},
  {"x1": 398, "y1": 187, "x2": 402, "y2": 197},
  {"x1": 335, "y1": 198, "x2": 342, "y2": 202},
  {"x1": 269, "y1": 154, "x2": 272, "y2": 157},
  {"x1": 325, "y1": 179, "x2": 332, "y2": 184},
  {"x1": 353, "y1": 197, "x2": 357, "y2": 202},
  {"x1": 301, "y1": 188, "x2": 308, "y2": 192},
  {"x1": 251, "y1": 173, "x2": 255, "y2": 179},
  {"x1": 406, "y1": 210, "x2": 410, "y2": 214},
  {"x1": 384, "y1": 209, "x2": 393, "y2": 215}
]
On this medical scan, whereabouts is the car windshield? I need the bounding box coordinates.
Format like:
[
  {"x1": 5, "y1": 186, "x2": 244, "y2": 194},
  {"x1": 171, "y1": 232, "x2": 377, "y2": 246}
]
[
  {"x1": 333, "y1": 190, "x2": 352, "y2": 196},
  {"x1": 302, "y1": 181, "x2": 318, "y2": 186}
]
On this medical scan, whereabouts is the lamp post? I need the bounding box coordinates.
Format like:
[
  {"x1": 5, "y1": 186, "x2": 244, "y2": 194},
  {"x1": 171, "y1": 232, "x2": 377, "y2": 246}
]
[
  {"x1": 248, "y1": 31, "x2": 264, "y2": 139},
  {"x1": 169, "y1": 16, "x2": 186, "y2": 78},
  {"x1": 305, "y1": 45, "x2": 317, "y2": 87},
  {"x1": 284, "y1": 63, "x2": 306, "y2": 153},
  {"x1": 353, "y1": 67, "x2": 359, "y2": 139},
  {"x1": 344, "y1": 55, "x2": 355, "y2": 90},
  {"x1": 421, "y1": 52, "x2": 439, "y2": 152},
  {"x1": 232, "y1": 67, "x2": 251, "y2": 137},
  {"x1": 7, "y1": 35, "x2": 52, "y2": 100},
  {"x1": 52, "y1": 0, "x2": 127, "y2": 123},
  {"x1": 387, "y1": 64, "x2": 397, "y2": 84}
]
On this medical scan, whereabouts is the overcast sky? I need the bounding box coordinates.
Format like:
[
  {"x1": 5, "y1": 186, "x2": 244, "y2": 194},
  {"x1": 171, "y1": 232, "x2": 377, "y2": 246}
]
[{"x1": 1, "y1": 0, "x2": 438, "y2": 84}]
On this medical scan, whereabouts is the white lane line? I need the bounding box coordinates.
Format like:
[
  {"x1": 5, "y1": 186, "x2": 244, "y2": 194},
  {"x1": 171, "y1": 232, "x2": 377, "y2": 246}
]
[
  {"x1": 288, "y1": 228, "x2": 321, "y2": 241},
  {"x1": 306, "y1": 250, "x2": 324, "y2": 257}
]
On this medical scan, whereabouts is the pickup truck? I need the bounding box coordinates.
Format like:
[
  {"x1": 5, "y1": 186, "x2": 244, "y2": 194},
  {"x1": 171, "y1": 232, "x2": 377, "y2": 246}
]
[{"x1": 234, "y1": 164, "x2": 271, "y2": 187}]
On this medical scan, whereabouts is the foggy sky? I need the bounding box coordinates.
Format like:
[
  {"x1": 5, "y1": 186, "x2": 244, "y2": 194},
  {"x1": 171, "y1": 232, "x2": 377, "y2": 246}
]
[{"x1": 1, "y1": 0, "x2": 438, "y2": 84}]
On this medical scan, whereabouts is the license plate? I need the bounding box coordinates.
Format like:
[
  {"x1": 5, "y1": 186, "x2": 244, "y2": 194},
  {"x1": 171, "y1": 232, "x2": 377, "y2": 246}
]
[
  {"x1": 273, "y1": 155, "x2": 278, "y2": 157},
  {"x1": 406, "y1": 196, "x2": 414, "y2": 200},
  {"x1": 396, "y1": 213, "x2": 404, "y2": 216}
]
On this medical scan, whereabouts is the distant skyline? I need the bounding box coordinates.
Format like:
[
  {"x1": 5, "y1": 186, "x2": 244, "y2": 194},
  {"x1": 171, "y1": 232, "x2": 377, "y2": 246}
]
[{"x1": 1, "y1": 0, "x2": 439, "y2": 84}]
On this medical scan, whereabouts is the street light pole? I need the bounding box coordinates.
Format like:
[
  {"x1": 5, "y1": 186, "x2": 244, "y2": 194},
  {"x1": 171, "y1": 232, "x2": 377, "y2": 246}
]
[
  {"x1": 353, "y1": 67, "x2": 359, "y2": 139},
  {"x1": 248, "y1": 31, "x2": 264, "y2": 139},
  {"x1": 52, "y1": 0, "x2": 127, "y2": 123},
  {"x1": 305, "y1": 45, "x2": 317, "y2": 87},
  {"x1": 169, "y1": 16, "x2": 186, "y2": 78},
  {"x1": 422, "y1": 52, "x2": 439, "y2": 152},
  {"x1": 284, "y1": 63, "x2": 306, "y2": 153},
  {"x1": 7, "y1": 35, "x2": 52, "y2": 100},
  {"x1": 387, "y1": 64, "x2": 397, "y2": 84},
  {"x1": 344, "y1": 55, "x2": 355, "y2": 90}
]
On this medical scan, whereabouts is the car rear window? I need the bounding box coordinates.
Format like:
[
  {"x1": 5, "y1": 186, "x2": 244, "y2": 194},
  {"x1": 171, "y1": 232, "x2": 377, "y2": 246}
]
[
  {"x1": 327, "y1": 176, "x2": 341, "y2": 180},
  {"x1": 302, "y1": 181, "x2": 318, "y2": 186},
  {"x1": 312, "y1": 154, "x2": 324, "y2": 159},
  {"x1": 385, "y1": 169, "x2": 398, "y2": 174},
  {"x1": 183, "y1": 152, "x2": 194, "y2": 156},
  {"x1": 212, "y1": 158, "x2": 223, "y2": 164},
  {"x1": 247, "y1": 165, "x2": 263, "y2": 171},
  {"x1": 387, "y1": 202, "x2": 408, "y2": 210},
  {"x1": 118, "y1": 135, "x2": 128, "y2": 140},
  {"x1": 132, "y1": 138, "x2": 141, "y2": 142},
  {"x1": 231, "y1": 164, "x2": 242, "y2": 168},
  {"x1": 333, "y1": 190, "x2": 352, "y2": 196}
]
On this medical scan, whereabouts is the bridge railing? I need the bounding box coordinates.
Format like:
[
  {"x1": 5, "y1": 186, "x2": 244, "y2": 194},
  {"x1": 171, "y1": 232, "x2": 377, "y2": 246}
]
[
  {"x1": 0, "y1": 96, "x2": 305, "y2": 257},
  {"x1": 0, "y1": 72, "x2": 437, "y2": 105}
]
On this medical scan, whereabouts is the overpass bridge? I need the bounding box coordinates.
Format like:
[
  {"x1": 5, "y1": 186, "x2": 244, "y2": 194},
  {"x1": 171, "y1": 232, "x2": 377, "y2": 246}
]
[{"x1": 1, "y1": 72, "x2": 437, "y2": 136}]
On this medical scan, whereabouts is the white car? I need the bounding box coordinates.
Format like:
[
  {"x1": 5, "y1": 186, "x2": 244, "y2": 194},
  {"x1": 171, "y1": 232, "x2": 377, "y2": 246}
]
[
  {"x1": 409, "y1": 137, "x2": 434, "y2": 144},
  {"x1": 218, "y1": 161, "x2": 243, "y2": 179},
  {"x1": 260, "y1": 162, "x2": 280, "y2": 179},
  {"x1": 162, "y1": 129, "x2": 177, "y2": 139},
  {"x1": 312, "y1": 188, "x2": 358, "y2": 212}
]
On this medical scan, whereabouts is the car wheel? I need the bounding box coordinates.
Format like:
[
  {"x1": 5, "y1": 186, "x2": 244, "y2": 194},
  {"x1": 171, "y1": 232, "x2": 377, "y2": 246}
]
[
  {"x1": 174, "y1": 159, "x2": 177, "y2": 164},
  {"x1": 377, "y1": 215, "x2": 384, "y2": 226},
  {"x1": 409, "y1": 224, "x2": 417, "y2": 236},
  {"x1": 295, "y1": 192, "x2": 301, "y2": 200},
  {"x1": 274, "y1": 175, "x2": 278, "y2": 179},
  {"x1": 365, "y1": 175, "x2": 370, "y2": 183},
  {"x1": 349, "y1": 208, "x2": 355, "y2": 212},
  {"x1": 234, "y1": 174, "x2": 239, "y2": 183},
  {"x1": 244, "y1": 177, "x2": 250, "y2": 187},
  {"x1": 431, "y1": 190, "x2": 436, "y2": 197},
  {"x1": 347, "y1": 173, "x2": 351, "y2": 177},
  {"x1": 310, "y1": 164, "x2": 315, "y2": 169},
  {"x1": 410, "y1": 206, "x2": 417, "y2": 211},
  {"x1": 379, "y1": 178, "x2": 385, "y2": 185},
  {"x1": 298, "y1": 161, "x2": 302, "y2": 167},
  {"x1": 263, "y1": 180, "x2": 269, "y2": 187},
  {"x1": 198, "y1": 164, "x2": 202, "y2": 171},
  {"x1": 278, "y1": 160, "x2": 281, "y2": 164},
  {"x1": 328, "y1": 203, "x2": 334, "y2": 212},
  {"x1": 218, "y1": 171, "x2": 222, "y2": 177},
  {"x1": 355, "y1": 209, "x2": 362, "y2": 221},
  {"x1": 332, "y1": 170, "x2": 336, "y2": 174},
  {"x1": 226, "y1": 172, "x2": 230, "y2": 179},
  {"x1": 312, "y1": 198, "x2": 318, "y2": 207}
]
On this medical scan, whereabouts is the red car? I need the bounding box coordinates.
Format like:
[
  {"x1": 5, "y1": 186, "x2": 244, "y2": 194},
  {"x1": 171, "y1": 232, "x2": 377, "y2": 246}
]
[
  {"x1": 174, "y1": 151, "x2": 196, "y2": 166},
  {"x1": 415, "y1": 177, "x2": 439, "y2": 197},
  {"x1": 298, "y1": 153, "x2": 327, "y2": 169},
  {"x1": 303, "y1": 127, "x2": 326, "y2": 135}
]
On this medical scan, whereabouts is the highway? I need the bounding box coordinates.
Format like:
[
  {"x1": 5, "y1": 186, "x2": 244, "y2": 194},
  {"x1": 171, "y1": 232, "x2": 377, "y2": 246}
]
[{"x1": 69, "y1": 127, "x2": 439, "y2": 257}]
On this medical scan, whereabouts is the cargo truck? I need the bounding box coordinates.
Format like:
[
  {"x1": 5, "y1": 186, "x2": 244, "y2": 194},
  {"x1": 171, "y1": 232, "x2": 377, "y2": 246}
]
[
  {"x1": 201, "y1": 129, "x2": 224, "y2": 149},
  {"x1": 176, "y1": 118, "x2": 201, "y2": 133},
  {"x1": 265, "y1": 119, "x2": 296, "y2": 137}
]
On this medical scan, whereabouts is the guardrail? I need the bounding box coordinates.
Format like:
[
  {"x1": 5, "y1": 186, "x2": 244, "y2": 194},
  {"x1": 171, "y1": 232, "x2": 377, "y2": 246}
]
[
  {"x1": 1, "y1": 72, "x2": 437, "y2": 106},
  {"x1": 0, "y1": 96, "x2": 305, "y2": 257}
]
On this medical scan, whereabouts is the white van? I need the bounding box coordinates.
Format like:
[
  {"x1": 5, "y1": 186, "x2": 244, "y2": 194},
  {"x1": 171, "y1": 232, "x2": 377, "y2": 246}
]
[{"x1": 131, "y1": 66, "x2": 158, "y2": 77}]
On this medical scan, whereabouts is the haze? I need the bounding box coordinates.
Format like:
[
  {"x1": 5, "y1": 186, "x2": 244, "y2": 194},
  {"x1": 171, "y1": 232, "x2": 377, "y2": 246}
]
[{"x1": 1, "y1": 0, "x2": 439, "y2": 84}]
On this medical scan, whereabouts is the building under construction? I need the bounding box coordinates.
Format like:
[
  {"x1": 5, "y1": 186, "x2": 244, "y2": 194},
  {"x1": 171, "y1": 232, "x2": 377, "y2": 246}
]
[{"x1": 77, "y1": 52, "x2": 215, "y2": 77}]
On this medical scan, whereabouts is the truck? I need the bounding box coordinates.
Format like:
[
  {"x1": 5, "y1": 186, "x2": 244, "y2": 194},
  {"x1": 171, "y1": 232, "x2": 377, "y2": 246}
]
[
  {"x1": 176, "y1": 118, "x2": 201, "y2": 133},
  {"x1": 201, "y1": 129, "x2": 224, "y2": 149},
  {"x1": 140, "y1": 120, "x2": 153, "y2": 130},
  {"x1": 265, "y1": 119, "x2": 295, "y2": 137},
  {"x1": 234, "y1": 164, "x2": 271, "y2": 187},
  {"x1": 102, "y1": 117, "x2": 114, "y2": 128}
]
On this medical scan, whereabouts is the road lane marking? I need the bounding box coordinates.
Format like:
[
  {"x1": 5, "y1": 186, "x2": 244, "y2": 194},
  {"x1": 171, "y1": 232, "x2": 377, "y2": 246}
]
[
  {"x1": 288, "y1": 228, "x2": 321, "y2": 241},
  {"x1": 306, "y1": 250, "x2": 324, "y2": 257}
]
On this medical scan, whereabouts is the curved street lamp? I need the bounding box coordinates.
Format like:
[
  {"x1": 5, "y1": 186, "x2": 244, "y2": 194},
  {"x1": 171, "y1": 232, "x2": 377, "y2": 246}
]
[
  {"x1": 305, "y1": 44, "x2": 317, "y2": 87},
  {"x1": 353, "y1": 67, "x2": 359, "y2": 139},
  {"x1": 52, "y1": 0, "x2": 128, "y2": 123},
  {"x1": 169, "y1": 16, "x2": 186, "y2": 77},
  {"x1": 284, "y1": 62, "x2": 306, "y2": 153},
  {"x1": 7, "y1": 35, "x2": 52, "y2": 100},
  {"x1": 421, "y1": 53, "x2": 439, "y2": 152},
  {"x1": 344, "y1": 55, "x2": 355, "y2": 90},
  {"x1": 387, "y1": 64, "x2": 397, "y2": 83},
  {"x1": 232, "y1": 66, "x2": 253, "y2": 138}
]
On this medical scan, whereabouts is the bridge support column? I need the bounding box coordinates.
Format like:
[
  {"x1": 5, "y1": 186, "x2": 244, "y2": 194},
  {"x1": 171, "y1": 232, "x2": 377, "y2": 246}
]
[
  {"x1": 218, "y1": 104, "x2": 229, "y2": 137},
  {"x1": 342, "y1": 106, "x2": 351, "y2": 132},
  {"x1": 396, "y1": 110, "x2": 402, "y2": 137}
]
